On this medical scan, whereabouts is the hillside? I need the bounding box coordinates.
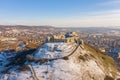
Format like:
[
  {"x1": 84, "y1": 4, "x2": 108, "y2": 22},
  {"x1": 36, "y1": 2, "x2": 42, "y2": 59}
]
[{"x1": 0, "y1": 42, "x2": 120, "y2": 80}]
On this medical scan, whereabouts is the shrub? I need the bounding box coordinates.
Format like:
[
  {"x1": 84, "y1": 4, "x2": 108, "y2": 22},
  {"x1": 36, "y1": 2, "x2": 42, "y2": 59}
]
[
  {"x1": 104, "y1": 75, "x2": 114, "y2": 80},
  {"x1": 18, "y1": 65, "x2": 30, "y2": 71},
  {"x1": 79, "y1": 55, "x2": 86, "y2": 61},
  {"x1": 63, "y1": 57, "x2": 69, "y2": 60}
]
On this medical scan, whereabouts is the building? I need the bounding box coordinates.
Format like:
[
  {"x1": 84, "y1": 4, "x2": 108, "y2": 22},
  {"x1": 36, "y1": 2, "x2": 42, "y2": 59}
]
[{"x1": 46, "y1": 32, "x2": 80, "y2": 43}]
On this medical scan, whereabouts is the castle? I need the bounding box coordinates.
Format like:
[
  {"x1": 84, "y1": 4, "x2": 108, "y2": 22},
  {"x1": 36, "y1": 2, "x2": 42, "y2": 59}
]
[{"x1": 46, "y1": 32, "x2": 80, "y2": 43}]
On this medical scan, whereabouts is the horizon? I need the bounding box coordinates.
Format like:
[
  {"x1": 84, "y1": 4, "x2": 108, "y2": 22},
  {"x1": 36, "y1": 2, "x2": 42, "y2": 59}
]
[
  {"x1": 0, "y1": 24, "x2": 120, "y2": 29},
  {"x1": 0, "y1": 0, "x2": 120, "y2": 27}
]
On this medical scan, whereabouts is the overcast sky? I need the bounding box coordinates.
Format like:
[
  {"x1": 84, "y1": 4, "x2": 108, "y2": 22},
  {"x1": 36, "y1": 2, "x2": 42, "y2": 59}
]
[{"x1": 0, "y1": 0, "x2": 120, "y2": 27}]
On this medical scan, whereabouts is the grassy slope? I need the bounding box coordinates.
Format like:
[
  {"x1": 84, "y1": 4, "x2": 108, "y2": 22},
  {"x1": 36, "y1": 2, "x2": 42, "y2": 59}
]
[{"x1": 83, "y1": 42, "x2": 118, "y2": 78}]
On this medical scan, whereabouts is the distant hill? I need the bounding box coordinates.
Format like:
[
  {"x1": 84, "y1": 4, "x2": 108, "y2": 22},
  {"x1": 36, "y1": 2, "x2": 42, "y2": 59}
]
[{"x1": 0, "y1": 25, "x2": 55, "y2": 29}]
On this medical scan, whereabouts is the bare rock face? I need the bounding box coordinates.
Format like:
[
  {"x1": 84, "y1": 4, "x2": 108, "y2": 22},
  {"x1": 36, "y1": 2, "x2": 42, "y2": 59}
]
[{"x1": 0, "y1": 42, "x2": 119, "y2": 80}]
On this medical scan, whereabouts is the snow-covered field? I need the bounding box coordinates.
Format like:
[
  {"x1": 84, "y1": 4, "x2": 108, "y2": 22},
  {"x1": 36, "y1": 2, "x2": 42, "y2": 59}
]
[
  {"x1": 0, "y1": 51, "x2": 18, "y2": 72},
  {"x1": 0, "y1": 42, "x2": 80, "y2": 80},
  {"x1": 0, "y1": 57, "x2": 105, "y2": 80},
  {"x1": 0, "y1": 42, "x2": 118, "y2": 80},
  {"x1": 34, "y1": 42, "x2": 77, "y2": 59},
  {"x1": 1, "y1": 59, "x2": 81, "y2": 80}
]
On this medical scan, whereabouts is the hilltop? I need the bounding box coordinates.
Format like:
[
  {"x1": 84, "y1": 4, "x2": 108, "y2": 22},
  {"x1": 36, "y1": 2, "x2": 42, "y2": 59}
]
[{"x1": 0, "y1": 41, "x2": 119, "y2": 80}]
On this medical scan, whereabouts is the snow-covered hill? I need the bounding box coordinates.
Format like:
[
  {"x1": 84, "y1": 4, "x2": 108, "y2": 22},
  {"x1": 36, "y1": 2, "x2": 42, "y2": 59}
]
[
  {"x1": 33, "y1": 42, "x2": 77, "y2": 59},
  {"x1": 0, "y1": 42, "x2": 120, "y2": 80}
]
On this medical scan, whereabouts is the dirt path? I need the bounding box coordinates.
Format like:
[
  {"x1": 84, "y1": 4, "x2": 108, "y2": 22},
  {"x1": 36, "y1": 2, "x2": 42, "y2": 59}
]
[{"x1": 28, "y1": 65, "x2": 39, "y2": 80}]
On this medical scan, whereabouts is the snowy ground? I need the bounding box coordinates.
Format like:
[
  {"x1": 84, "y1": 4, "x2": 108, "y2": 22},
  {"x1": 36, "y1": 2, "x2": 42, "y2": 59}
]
[
  {"x1": 0, "y1": 42, "x2": 114, "y2": 80},
  {"x1": 0, "y1": 42, "x2": 80, "y2": 80},
  {"x1": 0, "y1": 51, "x2": 18, "y2": 72},
  {"x1": 0, "y1": 57, "x2": 105, "y2": 80},
  {"x1": 34, "y1": 42, "x2": 77, "y2": 59},
  {"x1": 0, "y1": 58, "x2": 83, "y2": 80}
]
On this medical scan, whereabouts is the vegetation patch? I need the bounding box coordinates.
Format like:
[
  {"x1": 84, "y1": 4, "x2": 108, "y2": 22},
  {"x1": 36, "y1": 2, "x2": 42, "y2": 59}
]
[
  {"x1": 18, "y1": 65, "x2": 30, "y2": 71},
  {"x1": 104, "y1": 75, "x2": 114, "y2": 80},
  {"x1": 83, "y1": 42, "x2": 118, "y2": 78},
  {"x1": 79, "y1": 55, "x2": 86, "y2": 61},
  {"x1": 78, "y1": 54, "x2": 90, "y2": 61}
]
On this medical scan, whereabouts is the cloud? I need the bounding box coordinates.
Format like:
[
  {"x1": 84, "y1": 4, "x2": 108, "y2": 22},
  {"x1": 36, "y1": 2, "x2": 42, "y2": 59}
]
[
  {"x1": 89, "y1": 9, "x2": 120, "y2": 16},
  {"x1": 44, "y1": 9, "x2": 120, "y2": 27},
  {"x1": 1, "y1": 9, "x2": 120, "y2": 27},
  {"x1": 98, "y1": 0, "x2": 120, "y2": 6}
]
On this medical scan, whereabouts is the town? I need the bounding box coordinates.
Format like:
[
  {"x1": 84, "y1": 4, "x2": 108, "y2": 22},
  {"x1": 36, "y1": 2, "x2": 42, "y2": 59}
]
[
  {"x1": 0, "y1": 25, "x2": 56, "y2": 51},
  {"x1": 0, "y1": 26, "x2": 120, "y2": 80},
  {"x1": 1, "y1": 26, "x2": 120, "y2": 63}
]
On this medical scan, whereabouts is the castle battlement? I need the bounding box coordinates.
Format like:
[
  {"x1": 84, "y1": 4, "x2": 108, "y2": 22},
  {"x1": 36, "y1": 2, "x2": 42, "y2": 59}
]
[{"x1": 46, "y1": 32, "x2": 80, "y2": 43}]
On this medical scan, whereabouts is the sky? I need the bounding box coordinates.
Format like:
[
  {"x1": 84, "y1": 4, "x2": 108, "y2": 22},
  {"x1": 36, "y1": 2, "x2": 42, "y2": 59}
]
[{"x1": 0, "y1": 0, "x2": 120, "y2": 27}]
